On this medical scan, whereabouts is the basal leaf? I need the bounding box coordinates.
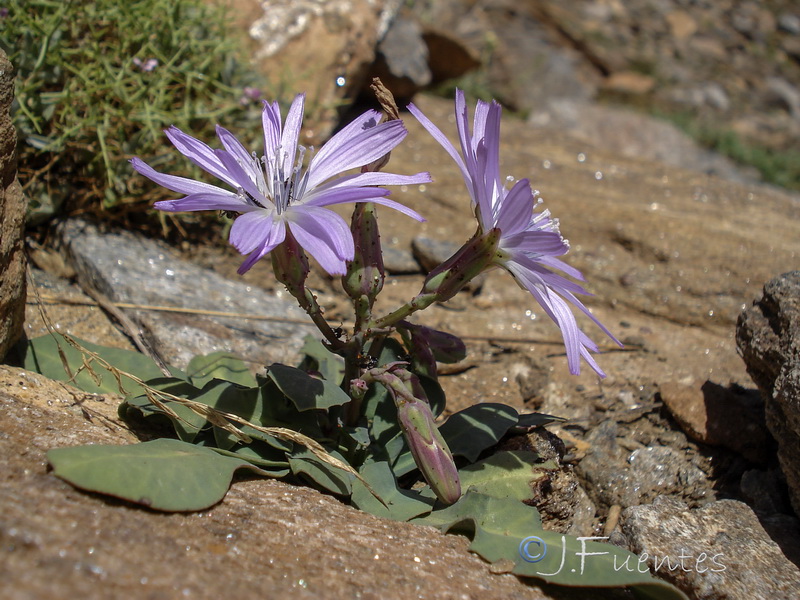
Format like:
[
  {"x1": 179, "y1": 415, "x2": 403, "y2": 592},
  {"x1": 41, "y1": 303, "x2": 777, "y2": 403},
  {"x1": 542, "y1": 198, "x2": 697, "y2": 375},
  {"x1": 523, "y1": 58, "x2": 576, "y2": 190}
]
[
  {"x1": 122, "y1": 378, "x2": 207, "y2": 442},
  {"x1": 414, "y1": 491, "x2": 687, "y2": 599},
  {"x1": 300, "y1": 335, "x2": 345, "y2": 384},
  {"x1": 351, "y1": 461, "x2": 435, "y2": 521},
  {"x1": 47, "y1": 438, "x2": 266, "y2": 512},
  {"x1": 288, "y1": 447, "x2": 353, "y2": 496},
  {"x1": 515, "y1": 412, "x2": 566, "y2": 429},
  {"x1": 23, "y1": 334, "x2": 184, "y2": 397},
  {"x1": 266, "y1": 363, "x2": 351, "y2": 411},
  {"x1": 458, "y1": 451, "x2": 555, "y2": 502},
  {"x1": 185, "y1": 351, "x2": 256, "y2": 388},
  {"x1": 440, "y1": 403, "x2": 519, "y2": 461}
]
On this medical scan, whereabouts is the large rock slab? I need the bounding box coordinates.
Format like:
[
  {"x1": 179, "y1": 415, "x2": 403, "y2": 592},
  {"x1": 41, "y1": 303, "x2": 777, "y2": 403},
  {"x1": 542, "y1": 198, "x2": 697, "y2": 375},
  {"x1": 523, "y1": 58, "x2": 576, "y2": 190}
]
[
  {"x1": 0, "y1": 364, "x2": 561, "y2": 600},
  {"x1": 0, "y1": 49, "x2": 27, "y2": 361},
  {"x1": 56, "y1": 219, "x2": 317, "y2": 371},
  {"x1": 621, "y1": 496, "x2": 800, "y2": 600},
  {"x1": 736, "y1": 271, "x2": 800, "y2": 515}
]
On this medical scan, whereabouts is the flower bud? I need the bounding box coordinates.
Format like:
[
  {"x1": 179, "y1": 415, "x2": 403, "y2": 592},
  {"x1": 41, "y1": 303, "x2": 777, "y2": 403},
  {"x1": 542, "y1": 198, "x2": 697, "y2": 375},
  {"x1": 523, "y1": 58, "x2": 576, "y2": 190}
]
[
  {"x1": 420, "y1": 228, "x2": 501, "y2": 303},
  {"x1": 397, "y1": 397, "x2": 461, "y2": 505},
  {"x1": 342, "y1": 203, "x2": 385, "y2": 303},
  {"x1": 270, "y1": 230, "x2": 310, "y2": 297}
]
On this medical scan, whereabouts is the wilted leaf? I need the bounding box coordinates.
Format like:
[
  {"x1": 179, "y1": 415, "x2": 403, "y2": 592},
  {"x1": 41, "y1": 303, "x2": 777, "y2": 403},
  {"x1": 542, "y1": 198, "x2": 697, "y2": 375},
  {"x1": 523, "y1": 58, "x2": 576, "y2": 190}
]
[{"x1": 47, "y1": 438, "x2": 266, "y2": 512}]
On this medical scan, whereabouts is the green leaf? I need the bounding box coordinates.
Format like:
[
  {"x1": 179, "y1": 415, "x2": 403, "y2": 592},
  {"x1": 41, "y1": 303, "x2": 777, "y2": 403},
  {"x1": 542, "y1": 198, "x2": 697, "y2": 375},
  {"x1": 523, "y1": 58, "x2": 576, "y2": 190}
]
[
  {"x1": 515, "y1": 412, "x2": 566, "y2": 429},
  {"x1": 288, "y1": 448, "x2": 353, "y2": 496},
  {"x1": 47, "y1": 438, "x2": 266, "y2": 512},
  {"x1": 22, "y1": 334, "x2": 184, "y2": 397},
  {"x1": 458, "y1": 451, "x2": 555, "y2": 502},
  {"x1": 414, "y1": 491, "x2": 687, "y2": 598},
  {"x1": 122, "y1": 378, "x2": 207, "y2": 442},
  {"x1": 440, "y1": 403, "x2": 520, "y2": 461},
  {"x1": 266, "y1": 363, "x2": 351, "y2": 411},
  {"x1": 185, "y1": 352, "x2": 256, "y2": 388},
  {"x1": 351, "y1": 462, "x2": 435, "y2": 521},
  {"x1": 300, "y1": 335, "x2": 345, "y2": 384}
]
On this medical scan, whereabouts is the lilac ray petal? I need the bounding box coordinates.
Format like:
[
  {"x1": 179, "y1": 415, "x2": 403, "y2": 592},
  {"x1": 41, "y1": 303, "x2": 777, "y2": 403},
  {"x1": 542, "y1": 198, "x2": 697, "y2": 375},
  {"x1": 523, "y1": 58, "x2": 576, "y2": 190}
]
[
  {"x1": 229, "y1": 210, "x2": 283, "y2": 255},
  {"x1": 557, "y1": 288, "x2": 623, "y2": 346},
  {"x1": 130, "y1": 158, "x2": 231, "y2": 196},
  {"x1": 406, "y1": 103, "x2": 470, "y2": 182},
  {"x1": 280, "y1": 94, "x2": 305, "y2": 173},
  {"x1": 213, "y1": 149, "x2": 264, "y2": 204},
  {"x1": 579, "y1": 345, "x2": 606, "y2": 378},
  {"x1": 537, "y1": 255, "x2": 586, "y2": 281},
  {"x1": 216, "y1": 126, "x2": 263, "y2": 186},
  {"x1": 287, "y1": 207, "x2": 354, "y2": 275},
  {"x1": 501, "y1": 231, "x2": 568, "y2": 255},
  {"x1": 313, "y1": 109, "x2": 383, "y2": 166},
  {"x1": 164, "y1": 127, "x2": 238, "y2": 188},
  {"x1": 306, "y1": 120, "x2": 407, "y2": 189},
  {"x1": 315, "y1": 171, "x2": 432, "y2": 190},
  {"x1": 262, "y1": 100, "x2": 282, "y2": 158},
  {"x1": 154, "y1": 193, "x2": 254, "y2": 213}
]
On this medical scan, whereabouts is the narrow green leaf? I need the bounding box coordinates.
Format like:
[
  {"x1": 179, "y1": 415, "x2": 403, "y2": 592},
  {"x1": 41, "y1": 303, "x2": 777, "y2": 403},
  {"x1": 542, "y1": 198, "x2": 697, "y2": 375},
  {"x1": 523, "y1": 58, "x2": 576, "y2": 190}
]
[
  {"x1": 440, "y1": 403, "x2": 519, "y2": 461},
  {"x1": 515, "y1": 412, "x2": 566, "y2": 429},
  {"x1": 267, "y1": 363, "x2": 351, "y2": 411},
  {"x1": 351, "y1": 462, "x2": 435, "y2": 521},
  {"x1": 47, "y1": 438, "x2": 266, "y2": 512}
]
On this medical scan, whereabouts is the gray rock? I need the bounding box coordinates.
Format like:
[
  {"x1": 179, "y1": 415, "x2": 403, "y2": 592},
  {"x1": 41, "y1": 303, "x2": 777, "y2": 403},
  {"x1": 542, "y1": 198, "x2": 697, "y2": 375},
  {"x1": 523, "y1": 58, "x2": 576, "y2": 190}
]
[
  {"x1": 737, "y1": 271, "x2": 800, "y2": 515},
  {"x1": 577, "y1": 420, "x2": 707, "y2": 509},
  {"x1": 372, "y1": 14, "x2": 431, "y2": 102},
  {"x1": 382, "y1": 245, "x2": 420, "y2": 274},
  {"x1": 0, "y1": 49, "x2": 27, "y2": 361},
  {"x1": 622, "y1": 496, "x2": 800, "y2": 600},
  {"x1": 56, "y1": 219, "x2": 316, "y2": 371}
]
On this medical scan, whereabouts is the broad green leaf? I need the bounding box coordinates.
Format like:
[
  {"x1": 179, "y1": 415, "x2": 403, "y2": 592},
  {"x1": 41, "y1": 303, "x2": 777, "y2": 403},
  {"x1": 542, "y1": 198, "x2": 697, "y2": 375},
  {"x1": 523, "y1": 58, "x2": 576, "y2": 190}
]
[
  {"x1": 122, "y1": 378, "x2": 207, "y2": 442},
  {"x1": 440, "y1": 403, "x2": 519, "y2": 461},
  {"x1": 185, "y1": 352, "x2": 256, "y2": 388},
  {"x1": 515, "y1": 412, "x2": 566, "y2": 429},
  {"x1": 351, "y1": 461, "x2": 435, "y2": 521},
  {"x1": 300, "y1": 335, "x2": 345, "y2": 384},
  {"x1": 47, "y1": 438, "x2": 266, "y2": 512},
  {"x1": 213, "y1": 444, "x2": 290, "y2": 475},
  {"x1": 22, "y1": 334, "x2": 184, "y2": 397},
  {"x1": 458, "y1": 451, "x2": 556, "y2": 502},
  {"x1": 267, "y1": 363, "x2": 351, "y2": 411},
  {"x1": 414, "y1": 491, "x2": 688, "y2": 599},
  {"x1": 288, "y1": 448, "x2": 353, "y2": 496}
]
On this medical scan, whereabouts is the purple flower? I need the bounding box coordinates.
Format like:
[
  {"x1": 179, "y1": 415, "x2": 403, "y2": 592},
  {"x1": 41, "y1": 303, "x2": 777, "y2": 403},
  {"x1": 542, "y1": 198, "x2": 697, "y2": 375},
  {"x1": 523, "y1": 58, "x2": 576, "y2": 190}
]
[
  {"x1": 132, "y1": 94, "x2": 429, "y2": 275},
  {"x1": 132, "y1": 57, "x2": 158, "y2": 72},
  {"x1": 408, "y1": 90, "x2": 620, "y2": 376}
]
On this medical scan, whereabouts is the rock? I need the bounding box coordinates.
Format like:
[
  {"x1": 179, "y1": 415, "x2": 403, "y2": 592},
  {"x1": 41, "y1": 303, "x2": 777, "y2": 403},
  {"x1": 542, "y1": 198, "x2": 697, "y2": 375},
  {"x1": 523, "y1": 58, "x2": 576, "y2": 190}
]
[
  {"x1": 0, "y1": 49, "x2": 27, "y2": 361},
  {"x1": 369, "y1": 14, "x2": 431, "y2": 104},
  {"x1": 737, "y1": 272, "x2": 800, "y2": 515},
  {"x1": 576, "y1": 420, "x2": 707, "y2": 510},
  {"x1": 764, "y1": 77, "x2": 800, "y2": 119},
  {"x1": 0, "y1": 365, "x2": 562, "y2": 600},
  {"x1": 621, "y1": 496, "x2": 800, "y2": 600},
  {"x1": 527, "y1": 99, "x2": 748, "y2": 181},
  {"x1": 240, "y1": 0, "x2": 399, "y2": 138},
  {"x1": 658, "y1": 380, "x2": 770, "y2": 463},
  {"x1": 55, "y1": 219, "x2": 316, "y2": 371},
  {"x1": 382, "y1": 245, "x2": 420, "y2": 275},
  {"x1": 602, "y1": 71, "x2": 656, "y2": 96}
]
